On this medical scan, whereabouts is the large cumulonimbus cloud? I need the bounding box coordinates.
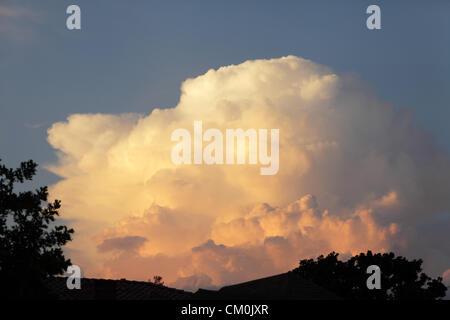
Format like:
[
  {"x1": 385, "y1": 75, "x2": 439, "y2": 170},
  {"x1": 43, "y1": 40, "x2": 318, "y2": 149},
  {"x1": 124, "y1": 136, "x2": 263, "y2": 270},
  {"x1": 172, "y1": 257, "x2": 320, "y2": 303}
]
[{"x1": 47, "y1": 56, "x2": 450, "y2": 290}]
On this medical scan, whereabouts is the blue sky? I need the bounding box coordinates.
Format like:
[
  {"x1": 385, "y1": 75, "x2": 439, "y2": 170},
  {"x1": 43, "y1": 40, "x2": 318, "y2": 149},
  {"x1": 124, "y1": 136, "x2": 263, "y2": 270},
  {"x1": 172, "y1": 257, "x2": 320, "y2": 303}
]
[{"x1": 1, "y1": 0, "x2": 449, "y2": 187}]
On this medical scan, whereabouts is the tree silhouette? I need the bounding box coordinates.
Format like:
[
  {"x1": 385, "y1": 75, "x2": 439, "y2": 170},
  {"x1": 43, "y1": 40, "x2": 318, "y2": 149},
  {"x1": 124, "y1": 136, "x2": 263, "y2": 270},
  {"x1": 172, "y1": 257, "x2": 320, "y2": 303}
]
[
  {"x1": 293, "y1": 251, "x2": 447, "y2": 299},
  {"x1": 152, "y1": 275, "x2": 165, "y2": 286},
  {"x1": 0, "y1": 159, "x2": 74, "y2": 299}
]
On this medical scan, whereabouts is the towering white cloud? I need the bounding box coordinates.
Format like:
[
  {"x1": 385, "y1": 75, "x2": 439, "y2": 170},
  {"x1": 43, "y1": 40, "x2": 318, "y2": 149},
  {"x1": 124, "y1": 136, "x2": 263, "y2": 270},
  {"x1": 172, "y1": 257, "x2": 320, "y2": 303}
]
[{"x1": 47, "y1": 56, "x2": 450, "y2": 290}]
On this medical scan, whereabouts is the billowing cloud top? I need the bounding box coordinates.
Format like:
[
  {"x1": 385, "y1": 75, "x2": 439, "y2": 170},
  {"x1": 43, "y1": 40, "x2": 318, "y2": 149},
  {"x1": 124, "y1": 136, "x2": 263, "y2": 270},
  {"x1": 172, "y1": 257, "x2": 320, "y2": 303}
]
[{"x1": 47, "y1": 56, "x2": 450, "y2": 290}]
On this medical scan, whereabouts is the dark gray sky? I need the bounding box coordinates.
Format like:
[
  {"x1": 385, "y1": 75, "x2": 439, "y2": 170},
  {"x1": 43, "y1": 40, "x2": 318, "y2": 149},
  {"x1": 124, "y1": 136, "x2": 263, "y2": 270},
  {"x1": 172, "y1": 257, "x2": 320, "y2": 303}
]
[{"x1": 1, "y1": 0, "x2": 449, "y2": 188}]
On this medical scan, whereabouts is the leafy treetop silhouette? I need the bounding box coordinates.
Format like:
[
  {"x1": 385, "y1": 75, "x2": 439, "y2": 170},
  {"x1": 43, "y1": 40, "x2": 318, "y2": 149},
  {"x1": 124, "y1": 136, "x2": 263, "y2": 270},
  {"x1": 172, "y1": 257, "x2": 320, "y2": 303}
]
[
  {"x1": 151, "y1": 275, "x2": 165, "y2": 286},
  {"x1": 293, "y1": 251, "x2": 447, "y2": 300},
  {"x1": 0, "y1": 159, "x2": 74, "y2": 299}
]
